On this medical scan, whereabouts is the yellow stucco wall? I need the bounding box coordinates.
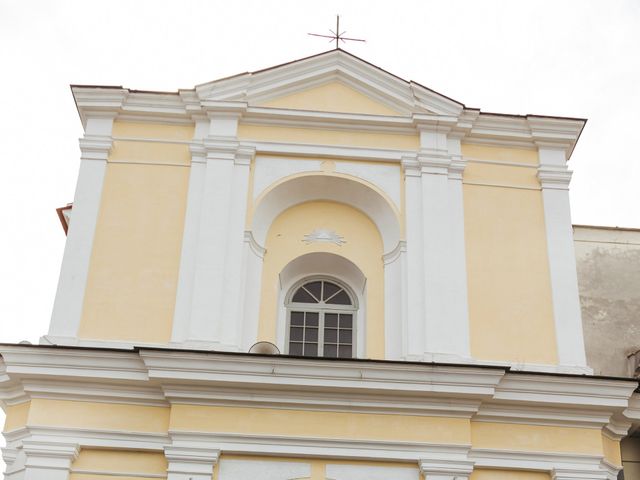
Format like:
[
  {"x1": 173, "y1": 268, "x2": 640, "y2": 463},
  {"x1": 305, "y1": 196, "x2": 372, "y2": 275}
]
[
  {"x1": 462, "y1": 144, "x2": 558, "y2": 364},
  {"x1": 257, "y1": 200, "x2": 385, "y2": 358},
  {"x1": 471, "y1": 470, "x2": 550, "y2": 480},
  {"x1": 2, "y1": 401, "x2": 30, "y2": 432},
  {"x1": 170, "y1": 404, "x2": 470, "y2": 444},
  {"x1": 602, "y1": 433, "x2": 623, "y2": 466},
  {"x1": 26, "y1": 399, "x2": 170, "y2": 433},
  {"x1": 79, "y1": 121, "x2": 192, "y2": 343},
  {"x1": 70, "y1": 449, "x2": 167, "y2": 480},
  {"x1": 238, "y1": 124, "x2": 419, "y2": 150},
  {"x1": 258, "y1": 81, "x2": 403, "y2": 116},
  {"x1": 471, "y1": 422, "x2": 603, "y2": 455}
]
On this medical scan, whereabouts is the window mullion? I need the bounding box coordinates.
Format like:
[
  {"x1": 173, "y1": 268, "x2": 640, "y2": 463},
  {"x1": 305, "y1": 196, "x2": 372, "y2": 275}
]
[{"x1": 318, "y1": 311, "x2": 325, "y2": 357}]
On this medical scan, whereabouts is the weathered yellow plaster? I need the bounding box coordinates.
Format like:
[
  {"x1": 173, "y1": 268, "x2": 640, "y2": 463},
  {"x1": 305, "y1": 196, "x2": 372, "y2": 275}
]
[
  {"x1": 463, "y1": 182, "x2": 558, "y2": 364},
  {"x1": 71, "y1": 449, "x2": 167, "y2": 475},
  {"x1": 238, "y1": 124, "x2": 419, "y2": 150},
  {"x1": 257, "y1": 200, "x2": 385, "y2": 358},
  {"x1": 464, "y1": 162, "x2": 540, "y2": 189},
  {"x1": 80, "y1": 162, "x2": 189, "y2": 343},
  {"x1": 471, "y1": 469, "x2": 550, "y2": 480},
  {"x1": 170, "y1": 405, "x2": 471, "y2": 444},
  {"x1": 109, "y1": 141, "x2": 191, "y2": 166},
  {"x1": 2, "y1": 401, "x2": 30, "y2": 432},
  {"x1": 462, "y1": 144, "x2": 539, "y2": 166},
  {"x1": 602, "y1": 433, "x2": 622, "y2": 466},
  {"x1": 27, "y1": 399, "x2": 169, "y2": 433},
  {"x1": 258, "y1": 81, "x2": 403, "y2": 116},
  {"x1": 110, "y1": 121, "x2": 193, "y2": 166},
  {"x1": 112, "y1": 121, "x2": 194, "y2": 140},
  {"x1": 471, "y1": 422, "x2": 603, "y2": 455}
]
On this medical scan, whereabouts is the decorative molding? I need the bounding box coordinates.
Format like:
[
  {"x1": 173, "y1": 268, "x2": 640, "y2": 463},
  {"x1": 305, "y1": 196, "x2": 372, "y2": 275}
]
[
  {"x1": 382, "y1": 241, "x2": 406, "y2": 265},
  {"x1": 303, "y1": 228, "x2": 346, "y2": 246},
  {"x1": 244, "y1": 230, "x2": 266, "y2": 259},
  {"x1": 538, "y1": 166, "x2": 573, "y2": 190},
  {"x1": 71, "y1": 51, "x2": 585, "y2": 155},
  {"x1": 419, "y1": 445, "x2": 474, "y2": 479}
]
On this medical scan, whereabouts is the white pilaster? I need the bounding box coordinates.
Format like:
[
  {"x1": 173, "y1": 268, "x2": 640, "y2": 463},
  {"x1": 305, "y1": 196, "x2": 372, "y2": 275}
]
[
  {"x1": 402, "y1": 155, "x2": 426, "y2": 359},
  {"x1": 171, "y1": 118, "x2": 209, "y2": 344},
  {"x1": 416, "y1": 119, "x2": 470, "y2": 362},
  {"x1": 240, "y1": 231, "x2": 266, "y2": 350},
  {"x1": 383, "y1": 241, "x2": 407, "y2": 360},
  {"x1": 220, "y1": 146, "x2": 255, "y2": 349},
  {"x1": 179, "y1": 102, "x2": 250, "y2": 350},
  {"x1": 21, "y1": 440, "x2": 79, "y2": 480},
  {"x1": 165, "y1": 446, "x2": 220, "y2": 480},
  {"x1": 537, "y1": 146, "x2": 588, "y2": 370},
  {"x1": 48, "y1": 115, "x2": 114, "y2": 342}
]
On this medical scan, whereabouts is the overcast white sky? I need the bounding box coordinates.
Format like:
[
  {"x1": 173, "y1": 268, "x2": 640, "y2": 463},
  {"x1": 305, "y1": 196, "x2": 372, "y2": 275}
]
[{"x1": 0, "y1": 0, "x2": 638, "y2": 462}]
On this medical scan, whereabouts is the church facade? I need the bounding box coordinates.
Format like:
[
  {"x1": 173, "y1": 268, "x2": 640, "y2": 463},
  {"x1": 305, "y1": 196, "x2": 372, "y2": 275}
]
[{"x1": 1, "y1": 49, "x2": 638, "y2": 479}]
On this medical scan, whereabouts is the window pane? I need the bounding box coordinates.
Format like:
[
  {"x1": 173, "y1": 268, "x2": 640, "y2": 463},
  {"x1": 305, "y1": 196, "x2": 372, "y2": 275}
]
[
  {"x1": 325, "y1": 313, "x2": 338, "y2": 328},
  {"x1": 306, "y1": 327, "x2": 318, "y2": 342},
  {"x1": 303, "y1": 343, "x2": 318, "y2": 357},
  {"x1": 291, "y1": 311, "x2": 304, "y2": 326},
  {"x1": 322, "y1": 281, "x2": 341, "y2": 301},
  {"x1": 338, "y1": 345, "x2": 352, "y2": 358},
  {"x1": 290, "y1": 327, "x2": 303, "y2": 341},
  {"x1": 305, "y1": 312, "x2": 319, "y2": 326},
  {"x1": 323, "y1": 344, "x2": 337, "y2": 357},
  {"x1": 325, "y1": 328, "x2": 337, "y2": 343},
  {"x1": 289, "y1": 342, "x2": 303, "y2": 356},
  {"x1": 339, "y1": 329, "x2": 352, "y2": 343},
  {"x1": 339, "y1": 314, "x2": 352, "y2": 328},
  {"x1": 304, "y1": 281, "x2": 322, "y2": 301},
  {"x1": 327, "y1": 290, "x2": 351, "y2": 305},
  {"x1": 292, "y1": 287, "x2": 317, "y2": 303}
]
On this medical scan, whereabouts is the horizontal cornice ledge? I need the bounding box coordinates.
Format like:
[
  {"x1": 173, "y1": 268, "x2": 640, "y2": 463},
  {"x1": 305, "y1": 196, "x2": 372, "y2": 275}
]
[
  {"x1": 0, "y1": 345, "x2": 149, "y2": 383},
  {"x1": 494, "y1": 373, "x2": 638, "y2": 409},
  {"x1": 139, "y1": 350, "x2": 504, "y2": 398}
]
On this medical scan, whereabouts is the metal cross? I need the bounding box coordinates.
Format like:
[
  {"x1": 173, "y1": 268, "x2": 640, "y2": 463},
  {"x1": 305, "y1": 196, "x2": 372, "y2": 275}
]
[{"x1": 308, "y1": 15, "x2": 366, "y2": 49}]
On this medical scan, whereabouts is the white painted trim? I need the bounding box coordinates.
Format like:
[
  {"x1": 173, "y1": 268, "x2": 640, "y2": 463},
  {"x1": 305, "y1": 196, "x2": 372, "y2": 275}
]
[
  {"x1": 49, "y1": 118, "x2": 114, "y2": 340},
  {"x1": 538, "y1": 148, "x2": 589, "y2": 370}
]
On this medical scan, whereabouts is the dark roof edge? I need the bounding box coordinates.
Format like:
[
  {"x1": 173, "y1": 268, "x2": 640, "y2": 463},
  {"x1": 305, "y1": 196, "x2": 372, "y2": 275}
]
[{"x1": 2, "y1": 342, "x2": 638, "y2": 384}]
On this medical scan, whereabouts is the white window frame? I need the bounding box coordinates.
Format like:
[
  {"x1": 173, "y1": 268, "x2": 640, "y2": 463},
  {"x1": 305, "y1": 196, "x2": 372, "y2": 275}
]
[{"x1": 285, "y1": 276, "x2": 359, "y2": 358}]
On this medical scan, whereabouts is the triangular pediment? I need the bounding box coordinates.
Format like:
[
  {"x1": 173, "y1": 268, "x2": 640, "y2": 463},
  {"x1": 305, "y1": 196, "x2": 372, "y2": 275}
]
[{"x1": 195, "y1": 49, "x2": 465, "y2": 117}]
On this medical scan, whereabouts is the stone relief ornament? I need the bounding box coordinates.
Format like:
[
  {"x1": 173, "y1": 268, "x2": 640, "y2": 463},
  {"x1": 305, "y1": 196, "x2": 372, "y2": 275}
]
[{"x1": 303, "y1": 229, "x2": 346, "y2": 246}]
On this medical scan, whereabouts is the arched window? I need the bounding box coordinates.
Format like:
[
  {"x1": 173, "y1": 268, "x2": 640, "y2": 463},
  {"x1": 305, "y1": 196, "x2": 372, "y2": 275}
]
[{"x1": 286, "y1": 278, "x2": 357, "y2": 358}]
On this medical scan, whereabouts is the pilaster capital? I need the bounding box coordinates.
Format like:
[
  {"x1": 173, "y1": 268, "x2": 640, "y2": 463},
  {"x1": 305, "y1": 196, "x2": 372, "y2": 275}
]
[
  {"x1": 448, "y1": 155, "x2": 467, "y2": 180},
  {"x1": 79, "y1": 135, "x2": 113, "y2": 162},
  {"x1": 537, "y1": 166, "x2": 573, "y2": 190},
  {"x1": 22, "y1": 439, "x2": 79, "y2": 470},
  {"x1": 413, "y1": 113, "x2": 458, "y2": 133},
  {"x1": 165, "y1": 445, "x2": 220, "y2": 477},
  {"x1": 401, "y1": 154, "x2": 422, "y2": 177},
  {"x1": 203, "y1": 136, "x2": 239, "y2": 161},
  {"x1": 201, "y1": 100, "x2": 248, "y2": 117},
  {"x1": 419, "y1": 447, "x2": 474, "y2": 480},
  {"x1": 235, "y1": 144, "x2": 256, "y2": 166}
]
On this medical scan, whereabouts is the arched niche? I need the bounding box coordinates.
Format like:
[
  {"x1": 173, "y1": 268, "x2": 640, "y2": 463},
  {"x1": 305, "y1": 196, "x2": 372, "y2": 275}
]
[{"x1": 251, "y1": 173, "x2": 401, "y2": 254}]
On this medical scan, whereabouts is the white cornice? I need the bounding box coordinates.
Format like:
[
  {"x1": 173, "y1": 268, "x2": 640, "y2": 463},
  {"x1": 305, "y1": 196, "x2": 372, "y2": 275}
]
[{"x1": 2, "y1": 345, "x2": 636, "y2": 434}]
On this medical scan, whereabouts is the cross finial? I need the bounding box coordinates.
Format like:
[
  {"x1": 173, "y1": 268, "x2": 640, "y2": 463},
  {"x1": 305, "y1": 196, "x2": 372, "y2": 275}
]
[{"x1": 308, "y1": 15, "x2": 366, "y2": 49}]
